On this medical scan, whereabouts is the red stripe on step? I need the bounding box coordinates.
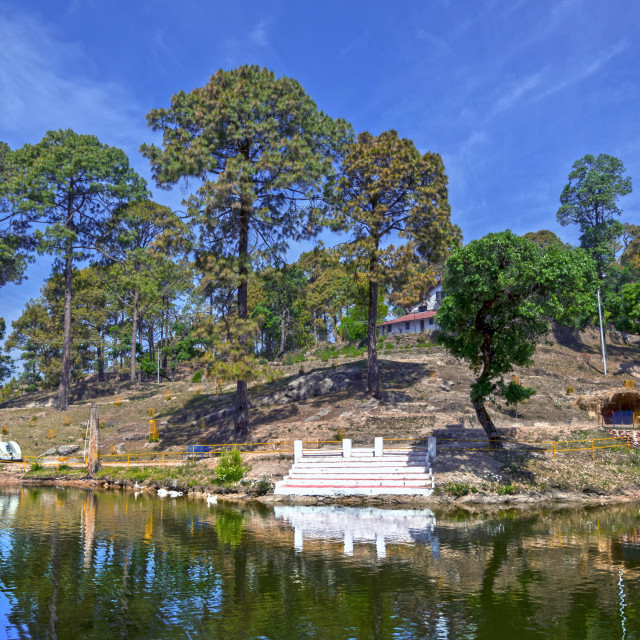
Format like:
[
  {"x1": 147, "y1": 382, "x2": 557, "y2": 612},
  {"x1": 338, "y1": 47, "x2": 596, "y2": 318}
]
[{"x1": 281, "y1": 484, "x2": 432, "y2": 488}]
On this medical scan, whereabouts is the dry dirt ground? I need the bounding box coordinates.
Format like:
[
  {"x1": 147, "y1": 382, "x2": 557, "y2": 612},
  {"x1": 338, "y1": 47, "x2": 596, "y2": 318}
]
[{"x1": 2, "y1": 327, "x2": 640, "y2": 496}]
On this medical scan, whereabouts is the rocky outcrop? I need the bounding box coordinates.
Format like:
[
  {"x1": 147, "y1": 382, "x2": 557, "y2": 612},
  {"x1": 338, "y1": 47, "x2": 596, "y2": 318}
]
[
  {"x1": 40, "y1": 444, "x2": 80, "y2": 457},
  {"x1": 256, "y1": 367, "x2": 362, "y2": 407},
  {"x1": 175, "y1": 367, "x2": 364, "y2": 426}
]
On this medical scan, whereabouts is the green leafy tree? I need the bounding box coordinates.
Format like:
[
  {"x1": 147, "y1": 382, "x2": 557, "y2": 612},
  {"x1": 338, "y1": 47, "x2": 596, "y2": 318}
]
[
  {"x1": 297, "y1": 247, "x2": 355, "y2": 344},
  {"x1": 557, "y1": 154, "x2": 632, "y2": 278},
  {"x1": 0, "y1": 141, "x2": 33, "y2": 289},
  {"x1": 437, "y1": 231, "x2": 596, "y2": 447},
  {"x1": 620, "y1": 282, "x2": 640, "y2": 335},
  {"x1": 522, "y1": 230, "x2": 566, "y2": 250},
  {"x1": 331, "y1": 130, "x2": 457, "y2": 397},
  {"x1": 5, "y1": 130, "x2": 146, "y2": 409},
  {"x1": 0, "y1": 318, "x2": 13, "y2": 383},
  {"x1": 99, "y1": 200, "x2": 190, "y2": 383},
  {"x1": 141, "y1": 65, "x2": 349, "y2": 437}
]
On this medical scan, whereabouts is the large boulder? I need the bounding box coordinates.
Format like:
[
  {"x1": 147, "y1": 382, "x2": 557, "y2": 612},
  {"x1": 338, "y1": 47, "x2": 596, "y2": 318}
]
[
  {"x1": 57, "y1": 444, "x2": 79, "y2": 456},
  {"x1": 284, "y1": 367, "x2": 361, "y2": 402}
]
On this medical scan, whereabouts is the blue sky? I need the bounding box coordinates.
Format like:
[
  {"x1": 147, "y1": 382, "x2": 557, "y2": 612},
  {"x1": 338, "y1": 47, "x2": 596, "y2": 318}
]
[{"x1": 1, "y1": 0, "x2": 639, "y2": 338}]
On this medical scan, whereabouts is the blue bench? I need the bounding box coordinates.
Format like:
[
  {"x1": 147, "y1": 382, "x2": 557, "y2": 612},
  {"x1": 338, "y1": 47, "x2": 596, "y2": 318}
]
[{"x1": 183, "y1": 444, "x2": 211, "y2": 460}]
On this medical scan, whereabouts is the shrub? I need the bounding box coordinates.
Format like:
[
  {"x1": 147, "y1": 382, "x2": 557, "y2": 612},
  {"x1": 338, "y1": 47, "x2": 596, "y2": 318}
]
[
  {"x1": 192, "y1": 370, "x2": 203, "y2": 383},
  {"x1": 444, "y1": 481, "x2": 470, "y2": 497},
  {"x1": 284, "y1": 353, "x2": 305, "y2": 366},
  {"x1": 497, "y1": 483, "x2": 515, "y2": 495},
  {"x1": 215, "y1": 449, "x2": 249, "y2": 484},
  {"x1": 30, "y1": 462, "x2": 44, "y2": 471},
  {"x1": 25, "y1": 384, "x2": 38, "y2": 393},
  {"x1": 58, "y1": 464, "x2": 72, "y2": 471},
  {"x1": 254, "y1": 479, "x2": 271, "y2": 496}
]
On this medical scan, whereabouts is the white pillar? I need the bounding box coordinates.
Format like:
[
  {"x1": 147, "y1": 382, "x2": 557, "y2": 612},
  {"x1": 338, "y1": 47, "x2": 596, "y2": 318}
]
[
  {"x1": 294, "y1": 526, "x2": 303, "y2": 552},
  {"x1": 343, "y1": 438, "x2": 352, "y2": 458},
  {"x1": 294, "y1": 440, "x2": 303, "y2": 463},
  {"x1": 376, "y1": 533, "x2": 386, "y2": 559},
  {"x1": 428, "y1": 436, "x2": 436, "y2": 459},
  {"x1": 374, "y1": 437, "x2": 383, "y2": 457},
  {"x1": 344, "y1": 530, "x2": 354, "y2": 556}
]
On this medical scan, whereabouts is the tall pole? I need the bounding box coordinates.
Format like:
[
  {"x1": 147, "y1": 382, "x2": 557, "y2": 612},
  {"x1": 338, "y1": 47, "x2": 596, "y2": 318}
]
[
  {"x1": 157, "y1": 348, "x2": 160, "y2": 384},
  {"x1": 597, "y1": 288, "x2": 607, "y2": 376}
]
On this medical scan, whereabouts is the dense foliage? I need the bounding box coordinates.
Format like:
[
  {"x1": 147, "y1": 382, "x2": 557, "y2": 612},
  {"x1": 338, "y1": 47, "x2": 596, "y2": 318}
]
[{"x1": 437, "y1": 231, "x2": 596, "y2": 446}]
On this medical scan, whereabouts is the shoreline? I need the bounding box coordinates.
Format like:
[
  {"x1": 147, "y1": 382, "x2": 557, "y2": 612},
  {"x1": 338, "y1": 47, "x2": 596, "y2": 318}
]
[{"x1": 2, "y1": 473, "x2": 639, "y2": 512}]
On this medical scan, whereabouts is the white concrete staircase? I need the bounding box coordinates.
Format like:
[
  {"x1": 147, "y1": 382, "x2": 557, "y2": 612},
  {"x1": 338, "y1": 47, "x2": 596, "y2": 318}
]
[{"x1": 274, "y1": 438, "x2": 435, "y2": 497}]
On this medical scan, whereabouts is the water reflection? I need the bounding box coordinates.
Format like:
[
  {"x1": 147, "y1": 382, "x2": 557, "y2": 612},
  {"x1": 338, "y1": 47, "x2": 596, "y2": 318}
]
[
  {"x1": 0, "y1": 486, "x2": 639, "y2": 639},
  {"x1": 274, "y1": 505, "x2": 438, "y2": 558}
]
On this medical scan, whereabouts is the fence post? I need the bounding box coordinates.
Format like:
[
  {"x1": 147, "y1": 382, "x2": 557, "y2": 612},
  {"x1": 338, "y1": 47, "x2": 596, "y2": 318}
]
[
  {"x1": 294, "y1": 440, "x2": 303, "y2": 463},
  {"x1": 591, "y1": 439, "x2": 595, "y2": 462},
  {"x1": 162, "y1": 453, "x2": 165, "y2": 468},
  {"x1": 127, "y1": 455, "x2": 130, "y2": 468},
  {"x1": 427, "y1": 437, "x2": 436, "y2": 459},
  {"x1": 374, "y1": 437, "x2": 383, "y2": 457},
  {"x1": 553, "y1": 442, "x2": 556, "y2": 460},
  {"x1": 343, "y1": 439, "x2": 352, "y2": 459}
]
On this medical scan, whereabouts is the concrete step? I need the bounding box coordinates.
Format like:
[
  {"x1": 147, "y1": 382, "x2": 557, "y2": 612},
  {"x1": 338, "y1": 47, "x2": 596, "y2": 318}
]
[
  {"x1": 279, "y1": 478, "x2": 433, "y2": 487},
  {"x1": 273, "y1": 484, "x2": 434, "y2": 496},
  {"x1": 289, "y1": 468, "x2": 431, "y2": 476},
  {"x1": 295, "y1": 456, "x2": 429, "y2": 464}
]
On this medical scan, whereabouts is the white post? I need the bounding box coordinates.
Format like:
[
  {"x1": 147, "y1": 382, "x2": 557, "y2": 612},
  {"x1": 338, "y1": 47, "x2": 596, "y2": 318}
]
[
  {"x1": 294, "y1": 440, "x2": 303, "y2": 463},
  {"x1": 294, "y1": 526, "x2": 303, "y2": 552},
  {"x1": 344, "y1": 530, "x2": 354, "y2": 556},
  {"x1": 374, "y1": 437, "x2": 383, "y2": 457},
  {"x1": 376, "y1": 533, "x2": 386, "y2": 559},
  {"x1": 428, "y1": 436, "x2": 436, "y2": 459},
  {"x1": 597, "y1": 288, "x2": 607, "y2": 376},
  {"x1": 342, "y1": 438, "x2": 352, "y2": 458}
]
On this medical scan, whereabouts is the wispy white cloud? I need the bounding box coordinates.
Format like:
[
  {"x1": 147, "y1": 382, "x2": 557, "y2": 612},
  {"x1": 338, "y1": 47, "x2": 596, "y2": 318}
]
[
  {"x1": 222, "y1": 18, "x2": 275, "y2": 67},
  {"x1": 249, "y1": 20, "x2": 269, "y2": 47},
  {"x1": 0, "y1": 11, "x2": 146, "y2": 155},
  {"x1": 490, "y1": 71, "x2": 546, "y2": 117},
  {"x1": 536, "y1": 40, "x2": 630, "y2": 100}
]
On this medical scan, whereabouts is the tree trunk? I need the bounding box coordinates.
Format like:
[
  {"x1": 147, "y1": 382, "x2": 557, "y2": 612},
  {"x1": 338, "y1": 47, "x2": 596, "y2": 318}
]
[
  {"x1": 278, "y1": 308, "x2": 289, "y2": 357},
  {"x1": 129, "y1": 290, "x2": 139, "y2": 384},
  {"x1": 137, "y1": 318, "x2": 143, "y2": 383},
  {"x1": 148, "y1": 323, "x2": 154, "y2": 365},
  {"x1": 57, "y1": 242, "x2": 73, "y2": 411},
  {"x1": 87, "y1": 402, "x2": 100, "y2": 477},
  {"x1": 472, "y1": 399, "x2": 503, "y2": 449},
  {"x1": 367, "y1": 276, "x2": 381, "y2": 398},
  {"x1": 235, "y1": 202, "x2": 250, "y2": 438},
  {"x1": 97, "y1": 328, "x2": 105, "y2": 383}
]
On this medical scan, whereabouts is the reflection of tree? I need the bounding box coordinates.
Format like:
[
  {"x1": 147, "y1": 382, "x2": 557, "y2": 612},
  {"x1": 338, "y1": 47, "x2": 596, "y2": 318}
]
[
  {"x1": 82, "y1": 493, "x2": 96, "y2": 568},
  {"x1": 2, "y1": 489, "x2": 640, "y2": 639}
]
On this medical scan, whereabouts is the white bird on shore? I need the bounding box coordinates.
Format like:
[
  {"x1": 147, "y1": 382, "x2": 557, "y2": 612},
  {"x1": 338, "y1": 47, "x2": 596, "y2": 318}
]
[
  {"x1": 157, "y1": 488, "x2": 169, "y2": 497},
  {"x1": 206, "y1": 493, "x2": 217, "y2": 506},
  {"x1": 168, "y1": 490, "x2": 183, "y2": 498}
]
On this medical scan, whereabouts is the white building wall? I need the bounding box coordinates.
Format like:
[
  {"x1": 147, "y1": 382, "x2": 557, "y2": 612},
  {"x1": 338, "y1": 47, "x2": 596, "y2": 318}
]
[
  {"x1": 381, "y1": 318, "x2": 439, "y2": 335},
  {"x1": 410, "y1": 284, "x2": 443, "y2": 313}
]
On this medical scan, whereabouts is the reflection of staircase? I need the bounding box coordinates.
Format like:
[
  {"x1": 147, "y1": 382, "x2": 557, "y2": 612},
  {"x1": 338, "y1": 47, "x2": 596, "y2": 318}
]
[{"x1": 274, "y1": 438, "x2": 435, "y2": 497}]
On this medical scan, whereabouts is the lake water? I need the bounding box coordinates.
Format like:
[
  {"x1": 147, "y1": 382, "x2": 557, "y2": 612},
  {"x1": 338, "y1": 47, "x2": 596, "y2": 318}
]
[{"x1": 1, "y1": 487, "x2": 639, "y2": 639}]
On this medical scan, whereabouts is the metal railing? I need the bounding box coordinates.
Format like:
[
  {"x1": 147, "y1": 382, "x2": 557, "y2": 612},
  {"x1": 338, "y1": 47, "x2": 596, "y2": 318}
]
[{"x1": 4, "y1": 434, "x2": 633, "y2": 471}]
